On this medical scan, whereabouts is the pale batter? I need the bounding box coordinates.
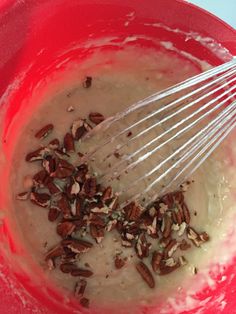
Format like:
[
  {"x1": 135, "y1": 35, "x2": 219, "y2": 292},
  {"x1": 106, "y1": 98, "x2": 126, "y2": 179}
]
[{"x1": 7, "y1": 47, "x2": 234, "y2": 313}]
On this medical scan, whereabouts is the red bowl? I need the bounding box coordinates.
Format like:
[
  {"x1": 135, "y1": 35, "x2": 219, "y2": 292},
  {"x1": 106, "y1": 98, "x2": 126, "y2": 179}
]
[{"x1": 0, "y1": 0, "x2": 235, "y2": 313}]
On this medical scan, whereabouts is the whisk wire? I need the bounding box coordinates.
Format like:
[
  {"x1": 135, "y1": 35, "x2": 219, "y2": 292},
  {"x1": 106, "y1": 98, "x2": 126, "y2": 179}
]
[{"x1": 89, "y1": 58, "x2": 236, "y2": 205}]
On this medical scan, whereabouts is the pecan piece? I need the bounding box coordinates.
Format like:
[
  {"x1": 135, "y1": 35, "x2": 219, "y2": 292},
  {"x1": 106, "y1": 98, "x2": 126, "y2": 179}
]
[
  {"x1": 57, "y1": 221, "x2": 76, "y2": 238},
  {"x1": 30, "y1": 192, "x2": 51, "y2": 208},
  {"x1": 179, "y1": 239, "x2": 191, "y2": 251},
  {"x1": 164, "y1": 239, "x2": 179, "y2": 258},
  {"x1": 35, "y1": 124, "x2": 54, "y2": 139},
  {"x1": 135, "y1": 233, "x2": 151, "y2": 259},
  {"x1": 114, "y1": 255, "x2": 126, "y2": 269},
  {"x1": 48, "y1": 207, "x2": 61, "y2": 222},
  {"x1": 25, "y1": 147, "x2": 50, "y2": 162},
  {"x1": 42, "y1": 156, "x2": 57, "y2": 174},
  {"x1": 123, "y1": 202, "x2": 143, "y2": 221},
  {"x1": 151, "y1": 251, "x2": 163, "y2": 272},
  {"x1": 45, "y1": 245, "x2": 64, "y2": 269},
  {"x1": 159, "y1": 259, "x2": 180, "y2": 275},
  {"x1": 60, "y1": 262, "x2": 78, "y2": 273},
  {"x1": 71, "y1": 268, "x2": 93, "y2": 277},
  {"x1": 83, "y1": 76, "x2": 92, "y2": 88},
  {"x1": 64, "y1": 133, "x2": 75, "y2": 152},
  {"x1": 182, "y1": 203, "x2": 190, "y2": 224},
  {"x1": 83, "y1": 177, "x2": 97, "y2": 197},
  {"x1": 89, "y1": 112, "x2": 105, "y2": 125},
  {"x1": 16, "y1": 192, "x2": 29, "y2": 200},
  {"x1": 187, "y1": 227, "x2": 204, "y2": 247},
  {"x1": 173, "y1": 191, "x2": 184, "y2": 204},
  {"x1": 160, "y1": 193, "x2": 174, "y2": 209},
  {"x1": 80, "y1": 297, "x2": 90, "y2": 308},
  {"x1": 101, "y1": 186, "x2": 113, "y2": 201},
  {"x1": 63, "y1": 239, "x2": 93, "y2": 254},
  {"x1": 76, "y1": 164, "x2": 88, "y2": 182},
  {"x1": 33, "y1": 170, "x2": 49, "y2": 186},
  {"x1": 75, "y1": 279, "x2": 87, "y2": 298},
  {"x1": 161, "y1": 214, "x2": 172, "y2": 238},
  {"x1": 46, "y1": 180, "x2": 61, "y2": 194},
  {"x1": 57, "y1": 194, "x2": 71, "y2": 218},
  {"x1": 71, "y1": 119, "x2": 92, "y2": 141},
  {"x1": 48, "y1": 138, "x2": 60, "y2": 150},
  {"x1": 136, "y1": 262, "x2": 155, "y2": 288},
  {"x1": 53, "y1": 159, "x2": 75, "y2": 178},
  {"x1": 90, "y1": 224, "x2": 104, "y2": 243}
]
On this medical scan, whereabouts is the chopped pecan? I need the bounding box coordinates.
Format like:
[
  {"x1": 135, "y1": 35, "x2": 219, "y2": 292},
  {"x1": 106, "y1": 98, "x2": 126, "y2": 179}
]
[
  {"x1": 83, "y1": 76, "x2": 92, "y2": 88},
  {"x1": 71, "y1": 268, "x2": 93, "y2": 277},
  {"x1": 178, "y1": 222, "x2": 187, "y2": 236},
  {"x1": 135, "y1": 233, "x2": 151, "y2": 259},
  {"x1": 25, "y1": 147, "x2": 50, "y2": 162},
  {"x1": 75, "y1": 279, "x2": 87, "y2": 298},
  {"x1": 173, "y1": 191, "x2": 184, "y2": 204},
  {"x1": 48, "y1": 207, "x2": 61, "y2": 222},
  {"x1": 161, "y1": 214, "x2": 172, "y2": 238},
  {"x1": 60, "y1": 262, "x2": 78, "y2": 273},
  {"x1": 179, "y1": 256, "x2": 187, "y2": 266},
  {"x1": 45, "y1": 245, "x2": 64, "y2": 266},
  {"x1": 48, "y1": 138, "x2": 60, "y2": 150},
  {"x1": 75, "y1": 198, "x2": 83, "y2": 217},
  {"x1": 30, "y1": 192, "x2": 51, "y2": 208},
  {"x1": 57, "y1": 194, "x2": 71, "y2": 218},
  {"x1": 35, "y1": 124, "x2": 54, "y2": 139},
  {"x1": 164, "y1": 239, "x2": 179, "y2": 258},
  {"x1": 42, "y1": 156, "x2": 57, "y2": 174},
  {"x1": 33, "y1": 170, "x2": 49, "y2": 186},
  {"x1": 151, "y1": 251, "x2": 163, "y2": 272},
  {"x1": 16, "y1": 192, "x2": 29, "y2": 200},
  {"x1": 64, "y1": 133, "x2": 75, "y2": 152},
  {"x1": 46, "y1": 180, "x2": 61, "y2": 194},
  {"x1": 121, "y1": 240, "x2": 132, "y2": 247},
  {"x1": 173, "y1": 205, "x2": 183, "y2": 225},
  {"x1": 80, "y1": 297, "x2": 90, "y2": 308},
  {"x1": 62, "y1": 239, "x2": 93, "y2": 254},
  {"x1": 182, "y1": 203, "x2": 190, "y2": 224},
  {"x1": 159, "y1": 259, "x2": 180, "y2": 275},
  {"x1": 159, "y1": 237, "x2": 172, "y2": 248},
  {"x1": 199, "y1": 232, "x2": 210, "y2": 242},
  {"x1": 123, "y1": 202, "x2": 143, "y2": 221},
  {"x1": 57, "y1": 221, "x2": 76, "y2": 238},
  {"x1": 136, "y1": 262, "x2": 155, "y2": 288},
  {"x1": 187, "y1": 227, "x2": 209, "y2": 247},
  {"x1": 76, "y1": 164, "x2": 88, "y2": 182},
  {"x1": 67, "y1": 106, "x2": 74, "y2": 112},
  {"x1": 101, "y1": 186, "x2": 113, "y2": 201},
  {"x1": 53, "y1": 159, "x2": 75, "y2": 178},
  {"x1": 160, "y1": 193, "x2": 174, "y2": 209},
  {"x1": 83, "y1": 177, "x2": 97, "y2": 197},
  {"x1": 105, "y1": 219, "x2": 117, "y2": 232},
  {"x1": 71, "y1": 119, "x2": 92, "y2": 141},
  {"x1": 179, "y1": 239, "x2": 191, "y2": 251},
  {"x1": 69, "y1": 180, "x2": 80, "y2": 196},
  {"x1": 114, "y1": 255, "x2": 126, "y2": 269},
  {"x1": 90, "y1": 224, "x2": 104, "y2": 243},
  {"x1": 89, "y1": 214, "x2": 106, "y2": 227},
  {"x1": 89, "y1": 112, "x2": 105, "y2": 125}
]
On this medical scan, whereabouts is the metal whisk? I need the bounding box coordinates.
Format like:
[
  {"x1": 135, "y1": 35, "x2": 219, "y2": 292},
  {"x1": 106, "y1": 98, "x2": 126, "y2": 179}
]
[{"x1": 86, "y1": 58, "x2": 236, "y2": 206}]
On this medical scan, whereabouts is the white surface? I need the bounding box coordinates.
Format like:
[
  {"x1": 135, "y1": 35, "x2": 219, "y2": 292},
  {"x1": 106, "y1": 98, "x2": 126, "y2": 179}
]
[{"x1": 188, "y1": 0, "x2": 236, "y2": 28}]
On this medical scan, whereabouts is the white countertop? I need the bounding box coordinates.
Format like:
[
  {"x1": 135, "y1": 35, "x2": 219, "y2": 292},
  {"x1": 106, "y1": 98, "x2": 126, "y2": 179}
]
[{"x1": 188, "y1": 0, "x2": 236, "y2": 28}]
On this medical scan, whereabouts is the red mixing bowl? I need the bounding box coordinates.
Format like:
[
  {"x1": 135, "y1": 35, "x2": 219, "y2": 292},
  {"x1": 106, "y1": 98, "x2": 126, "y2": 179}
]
[{"x1": 0, "y1": 0, "x2": 235, "y2": 313}]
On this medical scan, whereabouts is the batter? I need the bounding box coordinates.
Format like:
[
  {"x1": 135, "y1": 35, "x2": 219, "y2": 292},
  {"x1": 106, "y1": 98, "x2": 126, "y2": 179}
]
[{"x1": 8, "y1": 47, "x2": 233, "y2": 313}]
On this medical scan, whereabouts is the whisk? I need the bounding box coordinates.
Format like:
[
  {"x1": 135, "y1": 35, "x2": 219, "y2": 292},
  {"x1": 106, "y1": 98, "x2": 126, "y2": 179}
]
[{"x1": 86, "y1": 58, "x2": 236, "y2": 206}]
